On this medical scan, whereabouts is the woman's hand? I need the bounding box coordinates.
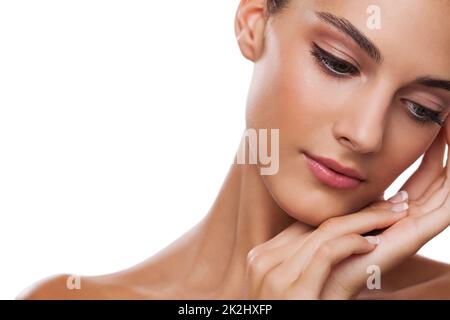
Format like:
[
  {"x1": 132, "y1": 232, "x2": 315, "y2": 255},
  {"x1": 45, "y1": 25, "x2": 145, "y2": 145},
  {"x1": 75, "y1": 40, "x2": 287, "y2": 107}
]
[{"x1": 243, "y1": 200, "x2": 409, "y2": 299}]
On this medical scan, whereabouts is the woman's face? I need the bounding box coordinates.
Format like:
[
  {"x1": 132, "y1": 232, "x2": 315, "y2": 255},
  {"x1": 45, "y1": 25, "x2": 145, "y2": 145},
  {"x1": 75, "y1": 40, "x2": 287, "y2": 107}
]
[{"x1": 240, "y1": 0, "x2": 450, "y2": 226}]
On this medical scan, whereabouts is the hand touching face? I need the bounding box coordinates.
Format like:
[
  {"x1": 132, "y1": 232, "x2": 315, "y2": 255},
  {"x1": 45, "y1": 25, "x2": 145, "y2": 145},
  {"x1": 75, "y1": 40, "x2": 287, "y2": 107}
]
[{"x1": 244, "y1": 119, "x2": 450, "y2": 299}]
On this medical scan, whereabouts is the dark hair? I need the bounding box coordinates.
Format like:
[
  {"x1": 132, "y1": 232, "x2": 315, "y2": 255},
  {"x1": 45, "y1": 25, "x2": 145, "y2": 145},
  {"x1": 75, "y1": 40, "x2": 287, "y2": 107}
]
[{"x1": 267, "y1": 0, "x2": 288, "y2": 14}]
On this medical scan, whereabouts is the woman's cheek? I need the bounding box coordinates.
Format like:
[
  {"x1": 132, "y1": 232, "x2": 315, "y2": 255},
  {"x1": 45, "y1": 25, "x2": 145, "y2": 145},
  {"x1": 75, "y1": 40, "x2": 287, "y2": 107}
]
[{"x1": 262, "y1": 172, "x2": 351, "y2": 226}]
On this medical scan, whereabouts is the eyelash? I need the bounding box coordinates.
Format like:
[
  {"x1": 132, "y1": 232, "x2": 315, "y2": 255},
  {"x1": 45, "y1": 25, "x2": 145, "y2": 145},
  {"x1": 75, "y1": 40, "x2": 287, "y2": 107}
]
[
  {"x1": 310, "y1": 42, "x2": 360, "y2": 77},
  {"x1": 403, "y1": 100, "x2": 444, "y2": 126},
  {"x1": 310, "y1": 42, "x2": 444, "y2": 127}
]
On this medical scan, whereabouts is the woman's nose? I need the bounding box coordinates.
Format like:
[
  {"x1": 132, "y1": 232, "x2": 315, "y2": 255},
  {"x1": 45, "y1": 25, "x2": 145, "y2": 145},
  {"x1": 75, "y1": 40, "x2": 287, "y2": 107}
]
[{"x1": 332, "y1": 89, "x2": 393, "y2": 154}]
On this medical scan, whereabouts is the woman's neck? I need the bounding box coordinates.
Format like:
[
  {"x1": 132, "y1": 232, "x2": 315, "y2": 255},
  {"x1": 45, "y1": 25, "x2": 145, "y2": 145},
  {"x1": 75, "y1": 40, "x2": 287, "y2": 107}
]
[{"x1": 173, "y1": 158, "x2": 306, "y2": 298}]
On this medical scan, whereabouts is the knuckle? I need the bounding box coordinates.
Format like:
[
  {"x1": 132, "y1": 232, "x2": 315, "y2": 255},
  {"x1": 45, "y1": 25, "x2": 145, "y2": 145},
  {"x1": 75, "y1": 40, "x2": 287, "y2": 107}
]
[
  {"x1": 319, "y1": 217, "x2": 339, "y2": 232},
  {"x1": 246, "y1": 245, "x2": 263, "y2": 262},
  {"x1": 246, "y1": 253, "x2": 269, "y2": 275},
  {"x1": 408, "y1": 199, "x2": 422, "y2": 209},
  {"x1": 316, "y1": 242, "x2": 333, "y2": 259}
]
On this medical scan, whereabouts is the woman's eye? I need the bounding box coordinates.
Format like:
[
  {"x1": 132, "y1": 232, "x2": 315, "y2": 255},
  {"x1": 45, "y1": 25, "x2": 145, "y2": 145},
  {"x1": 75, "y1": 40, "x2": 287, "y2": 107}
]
[
  {"x1": 310, "y1": 43, "x2": 359, "y2": 77},
  {"x1": 404, "y1": 100, "x2": 444, "y2": 126}
]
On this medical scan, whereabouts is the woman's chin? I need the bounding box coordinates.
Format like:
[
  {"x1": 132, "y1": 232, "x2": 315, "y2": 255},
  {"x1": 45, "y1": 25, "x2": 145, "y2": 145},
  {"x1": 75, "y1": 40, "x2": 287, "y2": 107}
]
[
  {"x1": 270, "y1": 189, "x2": 347, "y2": 227},
  {"x1": 266, "y1": 182, "x2": 371, "y2": 227}
]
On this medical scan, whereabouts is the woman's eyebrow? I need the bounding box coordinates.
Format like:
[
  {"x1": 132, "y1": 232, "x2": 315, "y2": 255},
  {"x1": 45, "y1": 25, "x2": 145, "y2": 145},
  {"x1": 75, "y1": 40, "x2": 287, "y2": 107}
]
[
  {"x1": 314, "y1": 11, "x2": 450, "y2": 95},
  {"x1": 315, "y1": 11, "x2": 382, "y2": 64},
  {"x1": 416, "y1": 77, "x2": 450, "y2": 93}
]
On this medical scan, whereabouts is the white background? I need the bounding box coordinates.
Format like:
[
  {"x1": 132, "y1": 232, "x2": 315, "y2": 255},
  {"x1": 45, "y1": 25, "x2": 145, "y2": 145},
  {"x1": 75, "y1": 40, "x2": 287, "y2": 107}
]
[{"x1": 0, "y1": 0, "x2": 448, "y2": 299}]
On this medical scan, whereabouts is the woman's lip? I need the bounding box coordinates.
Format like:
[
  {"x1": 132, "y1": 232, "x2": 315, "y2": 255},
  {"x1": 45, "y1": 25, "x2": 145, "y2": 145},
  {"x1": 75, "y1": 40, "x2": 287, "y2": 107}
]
[
  {"x1": 304, "y1": 151, "x2": 366, "y2": 181},
  {"x1": 303, "y1": 152, "x2": 363, "y2": 189}
]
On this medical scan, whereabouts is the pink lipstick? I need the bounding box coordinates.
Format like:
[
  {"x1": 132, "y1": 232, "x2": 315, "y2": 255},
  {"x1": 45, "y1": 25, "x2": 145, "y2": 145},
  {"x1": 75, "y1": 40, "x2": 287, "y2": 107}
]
[{"x1": 303, "y1": 152, "x2": 365, "y2": 189}]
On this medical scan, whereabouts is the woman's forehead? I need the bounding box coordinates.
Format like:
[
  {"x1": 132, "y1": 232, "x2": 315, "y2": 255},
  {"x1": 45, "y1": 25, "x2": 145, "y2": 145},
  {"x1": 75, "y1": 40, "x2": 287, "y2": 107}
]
[{"x1": 288, "y1": 0, "x2": 450, "y2": 77}]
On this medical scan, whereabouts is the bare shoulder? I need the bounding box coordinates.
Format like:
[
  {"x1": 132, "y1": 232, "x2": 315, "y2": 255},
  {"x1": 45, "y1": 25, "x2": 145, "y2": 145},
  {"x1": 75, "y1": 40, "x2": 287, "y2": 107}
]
[
  {"x1": 15, "y1": 248, "x2": 183, "y2": 300},
  {"x1": 16, "y1": 274, "x2": 112, "y2": 300},
  {"x1": 16, "y1": 274, "x2": 84, "y2": 299},
  {"x1": 398, "y1": 254, "x2": 450, "y2": 281},
  {"x1": 360, "y1": 254, "x2": 450, "y2": 299},
  {"x1": 389, "y1": 254, "x2": 450, "y2": 299},
  {"x1": 16, "y1": 273, "x2": 155, "y2": 300}
]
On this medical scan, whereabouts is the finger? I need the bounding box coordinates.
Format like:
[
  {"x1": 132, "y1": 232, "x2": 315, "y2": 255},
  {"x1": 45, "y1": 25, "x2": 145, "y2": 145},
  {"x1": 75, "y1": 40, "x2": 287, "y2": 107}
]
[
  {"x1": 246, "y1": 223, "x2": 313, "y2": 262},
  {"x1": 416, "y1": 192, "x2": 450, "y2": 243},
  {"x1": 245, "y1": 223, "x2": 315, "y2": 298},
  {"x1": 245, "y1": 244, "x2": 290, "y2": 298},
  {"x1": 267, "y1": 207, "x2": 408, "y2": 285},
  {"x1": 246, "y1": 227, "x2": 313, "y2": 298},
  {"x1": 411, "y1": 165, "x2": 449, "y2": 214},
  {"x1": 289, "y1": 234, "x2": 377, "y2": 299},
  {"x1": 414, "y1": 174, "x2": 449, "y2": 214},
  {"x1": 400, "y1": 129, "x2": 446, "y2": 201},
  {"x1": 318, "y1": 207, "x2": 409, "y2": 238},
  {"x1": 414, "y1": 173, "x2": 445, "y2": 208},
  {"x1": 445, "y1": 118, "x2": 450, "y2": 173},
  {"x1": 414, "y1": 120, "x2": 450, "y2": 212},
  {"x1": 366, "y1": 191, "x2": 407, "y2": 210}
]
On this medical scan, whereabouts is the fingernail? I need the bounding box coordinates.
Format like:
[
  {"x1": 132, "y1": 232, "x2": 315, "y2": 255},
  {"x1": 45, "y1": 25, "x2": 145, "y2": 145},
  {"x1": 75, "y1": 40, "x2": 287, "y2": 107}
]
[
  {"x1": 365, "y1": 236, "x2": 380, "y2": 245},
  {"x1": 391, "y1": 202, "x2": 409, "y2": 213},
  {"x1": 388, "y1": 190, "x2": 408, "y2": 204}
]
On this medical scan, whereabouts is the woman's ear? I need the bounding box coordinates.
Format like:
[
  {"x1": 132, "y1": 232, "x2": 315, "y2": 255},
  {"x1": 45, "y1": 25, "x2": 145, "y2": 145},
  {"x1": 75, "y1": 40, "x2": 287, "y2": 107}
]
[{"x1": 234, "y1": 0, "x2": 268, "y2": 62}]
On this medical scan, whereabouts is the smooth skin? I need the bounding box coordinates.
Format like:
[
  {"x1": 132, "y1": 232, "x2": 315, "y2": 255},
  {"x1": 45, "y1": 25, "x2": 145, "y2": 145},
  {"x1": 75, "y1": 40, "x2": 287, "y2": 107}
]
[
  {"x1": 246, "y1": 126, "x2": 450, "y2": 299},
  {"x1": 18, "y1": 0, "x2": 450, "y2": 299}
]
